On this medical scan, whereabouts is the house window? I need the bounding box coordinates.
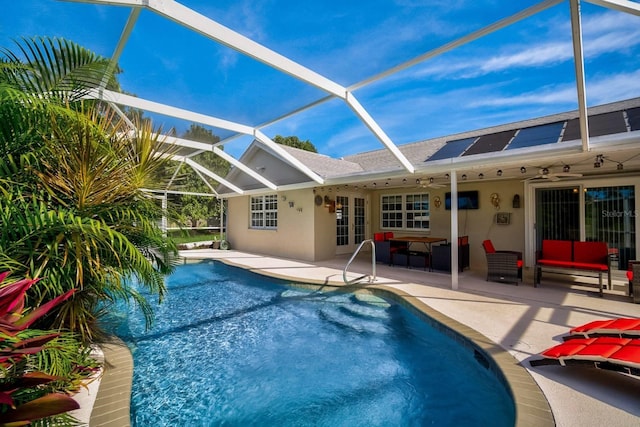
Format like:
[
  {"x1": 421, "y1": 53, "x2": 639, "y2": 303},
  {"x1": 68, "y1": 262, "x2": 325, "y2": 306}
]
[
  {"x1": 381, "y1": 193, "x2": 430, "y2": 230},
  {"x1": 381, "y1": 195, "x2": 403, "y2": 228},
  {"x1": 406, "y1": 194, "x2": 430, "y2": 229},
  {"x1": 250, "y1": 194, "x2": 278, "y2": 229}
]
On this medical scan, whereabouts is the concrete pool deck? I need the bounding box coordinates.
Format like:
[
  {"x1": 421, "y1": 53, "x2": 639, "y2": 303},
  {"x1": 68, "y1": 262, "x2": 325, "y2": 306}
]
[{"x1": 176, "y1": 249, "x2": 640, "y2": 427}]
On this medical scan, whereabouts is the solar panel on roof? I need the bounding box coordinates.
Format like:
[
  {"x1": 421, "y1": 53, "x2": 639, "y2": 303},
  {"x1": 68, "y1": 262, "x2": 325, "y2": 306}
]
[
  {"x1": 561, "y1": 118, "x2": 581, "y2": 141},
  {"x1": 427, "y1": 137, "x2": 476, "y2": 161},
  {"x1": 626, "y1": 107, "x2": 640, "y2": 131},
  {"x1": 562, "y1": 111, "x2": 629, "y2": 141},
  {"x1": 589, "y1": 111, "x2": 627, "y2": 136},
  {"x1": 462, "y1": 130, "x2": 515, "y2": 156},
  {"x1": 506, "y1": 122, "x2": 564, "y2": 150}
]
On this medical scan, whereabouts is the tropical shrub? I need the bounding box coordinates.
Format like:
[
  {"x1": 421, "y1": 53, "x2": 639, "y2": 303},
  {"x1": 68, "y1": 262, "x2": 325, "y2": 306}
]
[
  {"x1": 0, "y1": 36, "x2": 180, "y2": 343},
  {"x1": 0, "y1": 272, "x2": 98, "y2": 426}
]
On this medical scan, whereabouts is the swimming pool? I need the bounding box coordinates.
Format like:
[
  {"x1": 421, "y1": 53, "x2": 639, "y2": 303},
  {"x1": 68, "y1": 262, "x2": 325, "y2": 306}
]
[{"x1": 113, "y1": 261, "x2": 515, "y2": 426}]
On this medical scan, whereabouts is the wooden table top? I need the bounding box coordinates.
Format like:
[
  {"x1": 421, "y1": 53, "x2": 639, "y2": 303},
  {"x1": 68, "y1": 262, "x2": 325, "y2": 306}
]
[{"x1": 389, "y1": 236, "x2": 448, "y2": 244}]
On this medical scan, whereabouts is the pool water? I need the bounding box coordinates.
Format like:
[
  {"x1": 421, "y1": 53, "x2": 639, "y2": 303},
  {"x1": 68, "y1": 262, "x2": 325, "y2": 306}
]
[{"x1": 113, "y1": 261, "x2": 515, "y2": 426}]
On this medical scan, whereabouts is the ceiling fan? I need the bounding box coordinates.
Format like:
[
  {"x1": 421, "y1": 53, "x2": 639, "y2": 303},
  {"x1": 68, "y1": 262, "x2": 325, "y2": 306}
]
[
  {"x1": 417, "y1": 177, "x2": 446, "y2": 188},
  {"x1": 522, "y1": 166, "x2": 583, "y2": 182}
]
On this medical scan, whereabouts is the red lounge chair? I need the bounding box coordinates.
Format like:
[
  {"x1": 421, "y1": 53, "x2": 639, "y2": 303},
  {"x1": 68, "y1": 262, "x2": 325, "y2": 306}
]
[
  {"x1": 530, "y1": 337, "x2": 640, "y2": 377},
  {"x1": 564, "y1": 318, "x2": 640, "y2": 340}
]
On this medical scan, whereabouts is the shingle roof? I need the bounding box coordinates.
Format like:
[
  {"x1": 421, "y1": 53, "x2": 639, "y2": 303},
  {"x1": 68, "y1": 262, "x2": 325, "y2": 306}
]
[
  {"x1": 278, "y1": 144, "x2": 364, "y2": 178},
  {"x1": 219, "y1": 97, "x2": 640, "y2": 195},
  {"x1": 344, "y1": 97, "x2": 640, "y2": 171}
]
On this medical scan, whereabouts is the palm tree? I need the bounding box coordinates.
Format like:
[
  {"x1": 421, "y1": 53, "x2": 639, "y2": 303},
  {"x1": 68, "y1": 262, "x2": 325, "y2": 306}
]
[{"x1": 0, "y1": 36, "x2": 180, "y2": 342}]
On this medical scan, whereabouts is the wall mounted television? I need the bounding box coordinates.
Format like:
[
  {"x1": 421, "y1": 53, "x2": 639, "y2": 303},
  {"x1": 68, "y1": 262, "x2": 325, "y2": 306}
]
[{"x1": 445, "y1": 191, "x2": 479, "y2": 210}]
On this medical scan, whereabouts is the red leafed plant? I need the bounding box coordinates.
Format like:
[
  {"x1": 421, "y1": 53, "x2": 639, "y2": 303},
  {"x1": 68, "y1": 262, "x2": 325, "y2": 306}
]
[{"x1": 0, "y1": 271, "x2": 83, "y2": 426}]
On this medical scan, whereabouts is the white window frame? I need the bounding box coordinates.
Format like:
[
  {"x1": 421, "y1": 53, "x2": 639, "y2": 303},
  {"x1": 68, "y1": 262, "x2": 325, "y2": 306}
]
[
  {"x1": 250, "y1": 194, "x2": 278, "y2": 229},
  {"x1": 381, "y1": 192, "x2": 430, "y2": 230}
]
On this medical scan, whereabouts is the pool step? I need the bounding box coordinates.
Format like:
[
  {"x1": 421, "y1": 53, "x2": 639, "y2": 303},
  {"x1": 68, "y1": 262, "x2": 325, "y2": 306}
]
[{"x1": 319, "y1": 306, "x2": 389, "y2": 335}]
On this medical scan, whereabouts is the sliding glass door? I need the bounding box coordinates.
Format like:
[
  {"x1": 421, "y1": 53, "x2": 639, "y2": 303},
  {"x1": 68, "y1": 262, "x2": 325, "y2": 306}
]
[
  {"x1": 533, "y1": 183, "x2": 636, "y2": 271},
  {"x1": 585, "y1": 185, "x2": 636, "y2": 270}
]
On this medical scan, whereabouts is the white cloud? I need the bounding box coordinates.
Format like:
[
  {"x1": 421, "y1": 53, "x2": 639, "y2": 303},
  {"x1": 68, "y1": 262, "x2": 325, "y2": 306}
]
[
  {"x1": 467, "y1": 69, "x2": 640, "y2": 108},
  {"x1": 480, "y1": 42, "x2": 572, "y2": 73},
  {"x1": 393, "y1": 10, "x2": 640, "y2": 83}
]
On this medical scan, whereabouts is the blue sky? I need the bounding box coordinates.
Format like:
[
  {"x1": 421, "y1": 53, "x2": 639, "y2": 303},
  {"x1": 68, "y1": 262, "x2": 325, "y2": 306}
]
[{"x1": 2, "y1": 0, "x2": 639, "y2": 158}]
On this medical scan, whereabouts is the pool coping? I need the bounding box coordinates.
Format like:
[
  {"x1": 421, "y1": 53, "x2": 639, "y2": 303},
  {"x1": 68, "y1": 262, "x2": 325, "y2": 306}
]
[
  {"x1": 89, "y1": 336, "x2": 133, "y2": 427},
  {"x1": 90, "y1": 256, "x2": 554, "y2": 427}
]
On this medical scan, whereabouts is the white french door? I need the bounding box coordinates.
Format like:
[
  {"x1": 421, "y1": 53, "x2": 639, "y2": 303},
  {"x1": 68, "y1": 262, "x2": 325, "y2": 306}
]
[{"x1": 336, "y1": 193, "x2": 368, "y2": 255}]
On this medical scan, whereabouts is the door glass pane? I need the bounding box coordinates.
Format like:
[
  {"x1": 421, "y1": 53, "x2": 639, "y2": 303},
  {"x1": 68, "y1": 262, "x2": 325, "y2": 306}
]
[
  {"x1": 354, "y1": 197, "x2": 365, "y2": 244},
  {"x1": 336, "y1": 196, "x2": 349, "y2": 246},
  {"x1": 535, "y1": 187, "x2": 580, "y2": 248},
  {"x1": 585, "y1": 186, "x2": 636, "y2": 270}
]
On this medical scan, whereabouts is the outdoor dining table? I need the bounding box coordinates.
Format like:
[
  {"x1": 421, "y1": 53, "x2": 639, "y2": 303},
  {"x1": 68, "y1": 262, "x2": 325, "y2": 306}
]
[{"x1": 389, "y1": 236, "x2": 448, "y2": 271}]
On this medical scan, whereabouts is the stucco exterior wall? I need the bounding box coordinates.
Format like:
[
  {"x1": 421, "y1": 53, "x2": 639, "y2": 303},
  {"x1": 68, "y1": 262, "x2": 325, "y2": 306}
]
[
  {"x1": 226, "y1": 189, "x2": 317, "y2": 261},
  {"x1": 313, "y1": 193, "x2": 338, "y2": 261},
  {"x1": 369, "y1": 179, "x2": 526, "y2": 273}
]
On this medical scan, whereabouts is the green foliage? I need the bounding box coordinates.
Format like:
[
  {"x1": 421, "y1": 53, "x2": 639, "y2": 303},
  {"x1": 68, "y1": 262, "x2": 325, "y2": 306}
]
[
  {"x1": 170, "y1": 124, "x2": 228, "y2": 228},
  {"x1": 273, "y1": 134, "x2": 317, "y2": 152},
  {"x1": 0, "y1": 36, "x2": 180, "y2": 343},
  {"x1": 0, "y1": 273, "x2": 98, "y2": 426}
]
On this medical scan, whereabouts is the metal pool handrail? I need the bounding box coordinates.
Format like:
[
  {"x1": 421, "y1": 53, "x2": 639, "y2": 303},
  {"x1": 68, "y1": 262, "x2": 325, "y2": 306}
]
[{"x1": 343, "y1": 239, "x2": 376, "y2": 284}]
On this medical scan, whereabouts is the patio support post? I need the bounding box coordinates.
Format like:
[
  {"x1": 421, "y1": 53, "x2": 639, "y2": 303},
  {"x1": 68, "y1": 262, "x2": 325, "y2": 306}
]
[
  {"x1": 450, "y1": 170, "x2": 459, "y2": 290},
  {"x1": 569, "y1": 0, "x2": 590, "y2": 152}
]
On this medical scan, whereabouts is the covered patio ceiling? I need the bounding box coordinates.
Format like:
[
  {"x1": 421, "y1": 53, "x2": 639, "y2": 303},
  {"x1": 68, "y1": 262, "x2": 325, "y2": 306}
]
[{"x1": 6, "y1": 0, "x2": 640, "y2": 196}]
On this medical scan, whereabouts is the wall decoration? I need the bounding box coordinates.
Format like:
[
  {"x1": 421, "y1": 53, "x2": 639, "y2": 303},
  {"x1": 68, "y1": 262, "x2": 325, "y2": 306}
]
[
  {"x1": 490, "y1": 193, "x2": 500, "y2": 210},
  {"x1": 512, "y1": 194, "x2": 521, "y2": 208},
  {"x1": 495, "y1": 212, "x2": 511, "y2": 225}
]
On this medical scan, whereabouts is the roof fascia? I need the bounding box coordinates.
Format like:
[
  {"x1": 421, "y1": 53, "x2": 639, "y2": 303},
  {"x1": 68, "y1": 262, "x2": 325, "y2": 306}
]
[
  {"x1": 162, "y1": 135, "x2": 278, "y2": 190},
  {"x1": 585, "y1": 0, "x2": 640, "y2": 15},
  {"x1": 569, "y1": 0, "x2": 590, "y2": 152}
]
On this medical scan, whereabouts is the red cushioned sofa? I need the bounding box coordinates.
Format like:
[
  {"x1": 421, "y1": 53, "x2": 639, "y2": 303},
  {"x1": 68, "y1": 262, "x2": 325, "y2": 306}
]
[{"x1": 535, "y1": 240, "x2": 611, "y2": 296}]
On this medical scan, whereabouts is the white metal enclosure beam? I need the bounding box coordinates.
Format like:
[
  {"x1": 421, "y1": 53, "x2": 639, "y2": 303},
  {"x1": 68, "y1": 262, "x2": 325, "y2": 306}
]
[
  {"x1": 349, "y1": 0, "x2": 564, "y2": 91},
  {"x1": 162, "y1": 135, "x2": 279, "y2": 190},
  {"x1": 89, "y1": 89, "x2": 327, "y2": 184},
  {"x1": 69, "y1": 0, "x2": 347, "y2": 98},
  {"x1": 180, "y1": 157, "x2": 245, "y2": 194},
  {"x1": 345, "y1": 93, "x2": 415, "y2": 173},
  {"x1": 71, "y1": 0, "x2": 415, "y2": 175},
  {"x1": 253, "y1": 129, "x2": 325, "y2": 184},
  {"x1": 585, "y1": 0, "x2": 640, "y2": 15},
  {"x1": 91, "y1": 89, "x2": 254, "y2": 136},
  {"x1": 100, "y1": 7, "x2": 141, "y2": 89},
  {"x1": 569, "y1": 0, "x2": 590, "y2": 152}
]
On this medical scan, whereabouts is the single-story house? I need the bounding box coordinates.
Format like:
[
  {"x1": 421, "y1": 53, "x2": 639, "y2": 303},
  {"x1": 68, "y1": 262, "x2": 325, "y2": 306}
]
[{"x1": 217, "y1": 97, "x2": 640, "y2": 287}]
